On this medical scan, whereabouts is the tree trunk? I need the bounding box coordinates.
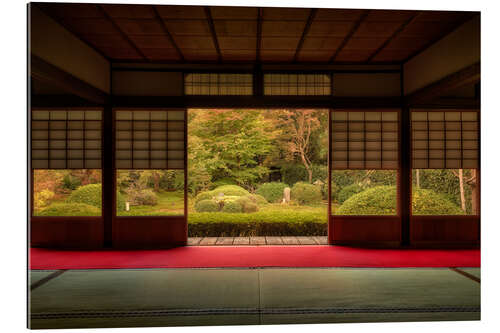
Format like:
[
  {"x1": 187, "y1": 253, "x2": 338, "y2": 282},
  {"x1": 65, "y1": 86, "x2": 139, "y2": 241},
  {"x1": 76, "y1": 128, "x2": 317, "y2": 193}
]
[
  {"x1": 470, "y1": 169, "x2": 478, "y2": 215},
  {"x1": 301, "y1": 153, "x2": 313, "y2": 183},
  {"x1": 458, "y1": 169, "x2": 466, "y2": 212}
]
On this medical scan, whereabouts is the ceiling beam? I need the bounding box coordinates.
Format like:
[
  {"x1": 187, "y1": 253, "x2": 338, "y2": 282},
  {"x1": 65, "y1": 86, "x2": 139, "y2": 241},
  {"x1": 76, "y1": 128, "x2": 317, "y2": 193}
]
[
  {"x1": 32, "y1": 3, "x2": 112, "y2": 62},
  {"x1": 152, "y1": 6, "x2": 184, "y2": 62},
  {"x1": 293, "y1": 8, "x2": 318, "y2": 63},
  {"x1": 405, "y1": 62, "x2": 480, "y2": 105},
  {"x1": 366, "y1": 11, "x2": 422, "y2": 62},
  {"x1": 96, "y1": 5, "x2": 149, "y2": 62},
  {"x1": 329, "y1": 10, "x2": 370, "y2": 63},
  {"x1": 30, "y1": 55, "x2": 108, "y2": 104},
  {"x1": 403, "y1": 13, "x2": 478, "y2": 64},
  {"x1": 256, "y1": 8, "x2": 263, "y2": 62},
  {"x1": 204, "y1": 6, "x2": 222, "y2": 62}
]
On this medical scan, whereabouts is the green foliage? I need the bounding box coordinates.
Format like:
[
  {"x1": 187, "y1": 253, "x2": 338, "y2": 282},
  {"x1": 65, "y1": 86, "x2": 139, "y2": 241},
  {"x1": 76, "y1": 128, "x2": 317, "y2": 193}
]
[
  {"x1": 291, "y1": 182, "x2": 322, "y2": 205},
  {"x1": 62, "y1": 173, "x2": 81, "y2": 190},
  {"x1": 188, "y1": 211, "x2": 326, "y2": 236},
  {"x1": 281, "y1": 163, "x2": 327, "y2": 186},
  {"x1": 256, "y1": 182, "x2": 288, "y2": 203},
  {"x1": 127, "y1": 188, "x2": 158, "y2": 206},
  {"x1": 212, "y1": 185, "x2": 250, "y2": 196},
  {"x1": 37, "y1": 203, "x2": 100, "y2": 216},
  {"x1": 236, "y1": 196, "x2": 259, "y2": 213},
  {"x1": 221, "y1": 200, "x2": 243, "y2": 213},
  {"x1": 336, "y1": 185, "x2": 464, "y2": 215},
  {"x1": 338, "y1": 184, "x2": 364, "y2": 204},
  {"x1": 34, "y1": 189, "x2": 55, "y2": 211},
  {"x1": 66, "y1": 183, "x2": 125, "y2": 211},
  {"x1": 211, "y1": 177, "x2": 238, "y2": 189},
  {"x1": 330, "y1": 181, "x2": 339, "y2": 202},
  {"x1": 195, "y1": 199, "x2": 220, "y2": 213},
  {"x1": 245, "y1": 194, "x2": 268, "y2": 205}
]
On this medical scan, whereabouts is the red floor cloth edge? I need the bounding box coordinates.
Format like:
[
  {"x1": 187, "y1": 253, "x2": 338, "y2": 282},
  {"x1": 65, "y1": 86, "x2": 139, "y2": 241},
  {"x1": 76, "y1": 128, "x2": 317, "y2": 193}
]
[{"x1": 30, "y1": 246, "x2": 480, "y2": 270}]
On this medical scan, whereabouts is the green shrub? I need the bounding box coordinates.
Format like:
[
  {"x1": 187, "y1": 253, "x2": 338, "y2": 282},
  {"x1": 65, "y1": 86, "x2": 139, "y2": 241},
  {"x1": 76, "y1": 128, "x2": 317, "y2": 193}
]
[
  {"x1": 194, "y1": 191, "x2": 215, "y2": 203},
  {"x1": 34, "y1": 189, "x2": 55, "y2": 210},
  {"x1": 211, "y1": 178, "x2": 238, "y2": 189},
  {"x1": 188, "y1": 211, "x2": 327, "y2": 237},
  {"x1": 281, "y1": 163, "x2": 327, "y2": 186},
  {"x1": 195, "y1": 199, "x2": 220, "y2": 212},
  {"x1": 212, "y1": 185, "x2": 249, "y2": 197},
  {"x1": 127, "y1": 188, "x2": 158, "y2": 206},
  {"x1": 256, "y1": 182, "x2": 288, "y2": 203},
  {"x1": 62, "y1": 173, "x2": 81, "y2": 190},
  {"x1": 37, "y1": 203, "x2": 101, "y2": 216},
  {"x1": 245, "y1": 194, "x2": 268, "y2": 205},
  {"x1": 291, "y1": 182, "x2": 322, "y2": 205},
  {"x1": 330, "y1": 181, "x2": 340, "y2": 202},
  {"x1": 66, "y1": 184, "x2": 125, "y2": 211},
  {"x1": 236, "y1": 196, "x2": 259, "y2": 213},
  {"x1": 338, "y1": 184, "x2": 364, "y2": 204},
  {"x1": 336, "y1": 186, "x2": 464, "y2": 215},
  {"x1": 221, "y1": 200, "x2": 243, "y2": 213}
]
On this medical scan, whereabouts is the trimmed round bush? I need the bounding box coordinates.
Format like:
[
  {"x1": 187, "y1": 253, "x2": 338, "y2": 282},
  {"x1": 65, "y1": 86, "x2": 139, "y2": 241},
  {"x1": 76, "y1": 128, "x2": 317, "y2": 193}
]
[
  {"x1": 236, "y1": 196, "x2": 259, "y2": 213},
  {"x1": 195, "y1": 199, "x2": 220, "y2": 212},
  {"x1": 212, "y1": 185, "x2": 249, "y2": 197},
  {"x1": 195, "y1": 191, "x2": 215, "y2": 203},
  {"x1": 256, "y1": 182, "x2": 288, "y2": 203},
  {"x1": 128, "y1": 188, "x2": 158, "y2": 206},
  {"x1": 338, "y1": 184, "x2": 364, "y2": 204},
  {"x1": 336, "y1": 185, "x2": 464, "y2": 215},
  {"x1": 37, "y1": 203, "x2": 100, "y2": 216},
  {"x1": 66, "y1": 184, "x2": 125, "y2": 211},
  {"x1": 291, "y1": 182, "x2": 322, "y2": 205},
  {"x1": 245, "y1": 194, "x2": 268, "y2": 205},
  {"x1": 221, "y1": 200, "x2": 243, "y2": 213}
]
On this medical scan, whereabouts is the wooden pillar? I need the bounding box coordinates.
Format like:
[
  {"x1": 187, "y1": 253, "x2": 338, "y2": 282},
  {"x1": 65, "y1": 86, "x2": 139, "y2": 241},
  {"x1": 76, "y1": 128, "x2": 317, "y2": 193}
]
[
  {"x1": 400, "y1": 105, "x2": 411, "y2": 246},
  {"x1": 102, "y1": 104, "x2": 114, "y2": 247}
]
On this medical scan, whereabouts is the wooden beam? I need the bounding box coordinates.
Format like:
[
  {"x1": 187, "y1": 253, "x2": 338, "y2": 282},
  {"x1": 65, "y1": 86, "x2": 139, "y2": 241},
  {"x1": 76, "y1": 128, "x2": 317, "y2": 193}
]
[
  {"x1": 329, "y1": 10, "x2": 370, "y2": 63},
  {"x1": 204, "y1": 6, "x2": 222, "y2": 62},
  {"x1": 256, "y1": 8, "x2": 263, "y2": 62},
  {"x1": 366, "y1": 11, "x2": 422, "y2": 62},
  {"x1": 405, "y1": 62, "x2": 480, "y2": 105},
  {"x1": 403, "y1": 13, "x2": 478, "y2": 64},
  {"x1": 293, "y1": 8, "x2": 317, "y2": 62},
  {"x1": 30, "y1": 55, "x2": 108, "y2": 104},
  {"x1": 151, "y1": 5, "x2": 184, "y2": 62},
  {"x1": 96, "y1": 5, "x2": 149, "y2": 61}
]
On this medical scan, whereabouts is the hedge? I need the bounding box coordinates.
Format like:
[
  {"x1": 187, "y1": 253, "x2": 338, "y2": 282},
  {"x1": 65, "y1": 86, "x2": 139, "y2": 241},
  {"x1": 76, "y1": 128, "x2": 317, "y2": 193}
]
[
  {"x1": 37, "y1": 203, "x2": 101, "y2": 216},
  {"x1": 336, "y1": 185, "x2": 464, "y2": 215},
  {"x1": 195, "y1": 199, "x2": 220, "y2": 212},
  {"x1": 194, "y1": 185, "x2": 250, "y2": 203},
  {"x1": 337, "y1": 184, "x2": 364, "y2": 204},
  {"x1": 66, "y1": 184, "x2": 126, "y2": 211},
  {"x1": 291, "y1": 182, "x2": 322, "y2": 205},
  {"x1": 188, "y1": 211, "x2": 326, "y2": 236},
  {"x1": 221, "y1": 200, "x2": 243, "y2": 213}
]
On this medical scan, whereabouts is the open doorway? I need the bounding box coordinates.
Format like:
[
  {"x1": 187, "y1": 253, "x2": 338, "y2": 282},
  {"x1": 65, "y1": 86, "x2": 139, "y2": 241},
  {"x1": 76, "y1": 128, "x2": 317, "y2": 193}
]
[{"x1": 187, "y1": 108, "x2": 329, "y2": 245}]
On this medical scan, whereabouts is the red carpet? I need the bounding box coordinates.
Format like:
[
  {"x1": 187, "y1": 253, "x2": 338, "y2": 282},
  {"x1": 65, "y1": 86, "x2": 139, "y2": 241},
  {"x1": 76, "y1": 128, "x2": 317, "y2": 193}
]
[{"x1": 30, "y1": 246, "x2": 480, "y2": 270}]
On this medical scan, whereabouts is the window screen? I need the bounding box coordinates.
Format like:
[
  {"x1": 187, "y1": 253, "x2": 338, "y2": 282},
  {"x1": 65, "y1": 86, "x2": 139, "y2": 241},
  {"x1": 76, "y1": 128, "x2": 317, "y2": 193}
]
[
  {"x1": 184, "y1": 73, "x2": 253, "y2": 95},
  {"x1": 412, "y1": 110, "x2": 479, "y2": 169},
  {"x1": 264, "y1": 73, "x2": 331, "y2": 96},
  {"x1": 331, "y1": 110, "x2": 399, "y2": 169},
  {"x1": 31, "y1": 109, "x2": 102, "y2": 169},
  {"x1": 115, "y1": 110, "x2": 185, "y2": 169}
]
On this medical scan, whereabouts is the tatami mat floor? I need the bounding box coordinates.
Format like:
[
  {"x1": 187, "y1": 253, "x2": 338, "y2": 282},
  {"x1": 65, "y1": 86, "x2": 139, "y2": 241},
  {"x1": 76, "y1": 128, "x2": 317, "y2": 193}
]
[{"x1": 29, "y1": 267, "x2": 480, "y2": 329}]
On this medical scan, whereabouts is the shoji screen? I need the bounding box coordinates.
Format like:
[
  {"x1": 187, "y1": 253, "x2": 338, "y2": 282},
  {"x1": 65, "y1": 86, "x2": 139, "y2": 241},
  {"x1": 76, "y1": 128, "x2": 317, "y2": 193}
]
[
  {"x1": 184, "y1": 73, "x2": 253, "y2": 95},
  {"x1": 264, "y1": 73, "x2": 332, "y2": 95},
  {"x1": 115, "y1": 110, "x2": 185, "y2": 169},
  {"x1": 331, "y1": 110, "x2": 399, "y2": 169},
  {"x1": 31, "y1": 109, "x2": 102, "y2": 169},
  {"x1": 412, "y1": 110, "x2": 479, "y2": 169}
]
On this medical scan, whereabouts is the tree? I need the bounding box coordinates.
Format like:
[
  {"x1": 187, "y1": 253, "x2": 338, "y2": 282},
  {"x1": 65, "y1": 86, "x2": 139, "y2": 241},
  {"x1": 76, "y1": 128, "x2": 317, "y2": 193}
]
[
  {"x1": 188, "y1": 109, "x2": 277, "y2": 190},
  {"x1": 275, "y1": 109, "x2": 321, "y2": 183}
]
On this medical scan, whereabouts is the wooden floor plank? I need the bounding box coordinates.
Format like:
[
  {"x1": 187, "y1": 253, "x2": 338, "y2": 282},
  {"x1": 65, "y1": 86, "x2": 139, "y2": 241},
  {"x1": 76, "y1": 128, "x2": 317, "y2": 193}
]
[
  {"x1": 296, "y1": 236, "x2": 317, "y2": 245},
  {"x1": 216, "y1": 237, "x2": 234, "y2": 245},
  {"x1": 199, "y1": 237, "x2": 218, "y2": 246},
  {"x1": 312, "y1": 236, "x2": 328, "y2": 245},
  {"x1": 187, "y1": 237, "x2": 202, "y2": 246},
  {"x1": 250, "y1": 237, "x2": 267, "y2": 245},
  {"x1": 281, "y1": 237, "x2": 300, "y2": 245},
  {"x1": 265, "y1": 236, "x2": 284, "y2": 245},
  {"x1": 233, "y1": 237, "x2": 250, "y2": 245}
]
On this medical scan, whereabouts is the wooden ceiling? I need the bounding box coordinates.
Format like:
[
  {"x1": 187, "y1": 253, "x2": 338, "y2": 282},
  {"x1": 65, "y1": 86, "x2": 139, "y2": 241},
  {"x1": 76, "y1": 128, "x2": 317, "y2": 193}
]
[{"x1": 34, "y1": 3, "x2": 478, "y2": 64}]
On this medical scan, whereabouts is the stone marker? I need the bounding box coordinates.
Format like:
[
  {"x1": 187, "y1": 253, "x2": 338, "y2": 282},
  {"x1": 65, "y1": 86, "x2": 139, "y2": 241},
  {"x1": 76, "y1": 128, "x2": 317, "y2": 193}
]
[{"x1": 284, "y1": 187, "x2": 291, "y2": 203}]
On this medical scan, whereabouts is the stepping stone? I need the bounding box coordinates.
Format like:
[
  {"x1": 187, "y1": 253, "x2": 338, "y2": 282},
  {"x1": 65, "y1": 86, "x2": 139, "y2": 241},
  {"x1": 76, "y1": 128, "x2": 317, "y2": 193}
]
[
  {"x1": 216, "y1": 237, "x2": 234, "y2": 245},
  {"x1": 187, "y1": 237, "x2": 202, "y2": 246},
  {"x1": 312, "y1": 236, "x2": 328, "y2": 245}
]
